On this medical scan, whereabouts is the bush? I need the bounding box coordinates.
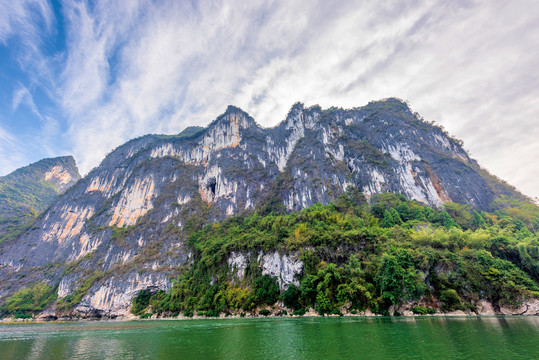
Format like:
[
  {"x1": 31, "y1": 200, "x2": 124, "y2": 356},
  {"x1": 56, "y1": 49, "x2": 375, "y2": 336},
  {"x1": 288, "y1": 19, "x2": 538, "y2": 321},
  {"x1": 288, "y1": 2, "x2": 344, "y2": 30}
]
[
  {"x1": 282, "y1": 284, "x2": 301, "y2": 309},
  {"x1": 131, "y1": 289, "x2": 153, "y2": 316},
  {"x1": 13, "y1": 312, "x2": 33, "y2": 319},
  {"x1": 2, "y1": 283, "x2": 57, "y2": 316},
  {"x1": 259, "y1": 309, "x2": 271, "y2": 316},
  {"x1": 411, "y1": 306, "x2": 436, "y2": 315},
  {"x1": 331, "y1": 308, "x2": 343, "y2": 316},
  {"x1": 315, "y1": 292, "x2": 332, "y2": 315},
  {"x1": 440, "y1": 289, "x2": 462, "y2": 312},
  {"x1": 253, "y1": 276, "x2": 280, "y2": 305},
  {"x1": 293, "y1": 308, "x2": 307, "y2": 316}
]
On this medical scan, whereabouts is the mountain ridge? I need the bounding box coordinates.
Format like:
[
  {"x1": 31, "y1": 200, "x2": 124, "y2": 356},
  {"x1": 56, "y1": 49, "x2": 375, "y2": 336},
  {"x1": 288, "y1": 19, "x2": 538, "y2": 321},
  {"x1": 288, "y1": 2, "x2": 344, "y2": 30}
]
[
  {"x1": 0, "y1": 98, "x2": 535, "y2": 318},
  {"x1": 0, "y1": 155, "x2": 81, "y2": 244}
]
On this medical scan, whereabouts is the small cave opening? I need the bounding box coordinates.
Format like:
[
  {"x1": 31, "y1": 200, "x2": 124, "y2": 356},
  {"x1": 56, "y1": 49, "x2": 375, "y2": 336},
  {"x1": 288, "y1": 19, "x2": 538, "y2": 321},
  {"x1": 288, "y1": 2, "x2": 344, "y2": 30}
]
[{"x1": 207, "y1": 177, "x2": 217, "y2": 196}]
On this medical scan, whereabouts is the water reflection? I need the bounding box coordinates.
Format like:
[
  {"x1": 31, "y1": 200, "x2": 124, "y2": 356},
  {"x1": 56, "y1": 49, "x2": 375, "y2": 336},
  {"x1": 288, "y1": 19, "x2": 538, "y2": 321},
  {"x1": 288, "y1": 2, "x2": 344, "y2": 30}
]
[{"x1": 0, "y1": 317, "x2": 537, "y2": 360}]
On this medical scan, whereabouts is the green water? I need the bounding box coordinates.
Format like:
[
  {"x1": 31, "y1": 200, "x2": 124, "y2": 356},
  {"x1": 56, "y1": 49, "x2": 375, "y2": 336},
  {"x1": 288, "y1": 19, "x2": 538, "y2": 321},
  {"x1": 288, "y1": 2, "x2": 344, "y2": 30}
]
[{"x1": 0, "y1": 317, "x2": 537, "y2": 359}]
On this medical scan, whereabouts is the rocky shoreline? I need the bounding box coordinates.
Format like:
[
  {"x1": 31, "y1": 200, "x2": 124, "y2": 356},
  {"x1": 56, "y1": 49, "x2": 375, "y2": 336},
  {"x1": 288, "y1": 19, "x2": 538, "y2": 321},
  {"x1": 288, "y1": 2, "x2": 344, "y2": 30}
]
[{"x1": 2, "y1": 299, "x2": 538, "y2": 324}]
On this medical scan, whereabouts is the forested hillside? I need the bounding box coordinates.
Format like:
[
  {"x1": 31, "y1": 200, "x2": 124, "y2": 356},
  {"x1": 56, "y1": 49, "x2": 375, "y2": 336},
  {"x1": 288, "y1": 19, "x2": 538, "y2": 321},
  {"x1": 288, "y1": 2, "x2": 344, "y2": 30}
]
[
  {"x1": 0, "y1": 156, "x2": 80, "y2": 244},
  {"x1": 127, "y1": 191, "x2": 539, "y2": 317}
]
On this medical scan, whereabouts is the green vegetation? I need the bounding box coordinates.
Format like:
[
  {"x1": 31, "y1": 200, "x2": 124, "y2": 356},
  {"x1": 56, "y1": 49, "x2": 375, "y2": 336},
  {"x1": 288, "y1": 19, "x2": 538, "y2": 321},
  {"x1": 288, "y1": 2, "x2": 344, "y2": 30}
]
[
  {"x1": 0, "y1": 156, "x2": 79, "y2": 244},
  {"x1": 411, "y1": 306, "x2": 436, "y2": 315},
  {"x1": 130, "y1": 192, "x2": 539, "y2": 317},
  {"x1": 177, "y1": 126, "x2": 205, "y2": 139},
  {"x1": 131, "y1": 289, "x2": 153, "y2": 316},
  {"x1": 0, "y1": 283, "x2": 57, "y2": 318},
  {"x1": 56, "y1": 271, "x2": 104, "y2": 311}
]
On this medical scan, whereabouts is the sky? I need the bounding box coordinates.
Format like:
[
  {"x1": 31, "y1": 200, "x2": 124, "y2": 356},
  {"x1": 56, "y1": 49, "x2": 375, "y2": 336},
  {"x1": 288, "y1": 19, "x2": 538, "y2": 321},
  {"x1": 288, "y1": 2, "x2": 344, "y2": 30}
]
[{"x1": 0, "y1": 0, "x2": 538, "y2": 198}]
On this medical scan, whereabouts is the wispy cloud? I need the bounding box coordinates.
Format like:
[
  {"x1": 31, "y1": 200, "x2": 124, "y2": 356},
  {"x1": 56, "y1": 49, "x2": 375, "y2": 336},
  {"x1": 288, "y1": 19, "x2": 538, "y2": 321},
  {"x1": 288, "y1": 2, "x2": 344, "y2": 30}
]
[
  {"x1": 12, "y1": 84, "x2": 43, "y2": 119},
  {"x1": 1, "y1": 0, "x2": 539, "y2": 198},
  {"x1": 0, "y1": 0, "x2": 54, "y2": 46},
  {"x1": 0, "y1": 122, "x2": 25, "y2": 175}
]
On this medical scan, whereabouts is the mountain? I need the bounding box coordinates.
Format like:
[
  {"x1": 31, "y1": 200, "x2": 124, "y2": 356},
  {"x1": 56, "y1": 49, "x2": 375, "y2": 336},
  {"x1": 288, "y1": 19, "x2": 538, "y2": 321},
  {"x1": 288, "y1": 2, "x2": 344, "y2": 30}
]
[
  {"x1": 0, "y1": 156, "x2": 81, "y2": 244},
  {"x1": 0, "y1": 98, "x2": 535, "y2": 319}
]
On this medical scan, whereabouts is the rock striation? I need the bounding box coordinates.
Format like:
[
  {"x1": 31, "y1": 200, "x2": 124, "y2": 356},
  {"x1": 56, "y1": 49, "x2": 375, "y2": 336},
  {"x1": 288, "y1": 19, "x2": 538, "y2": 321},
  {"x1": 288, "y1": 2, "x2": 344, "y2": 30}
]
[{"x1": 0, "y1": 98, "x2": 520, "y2": 316}]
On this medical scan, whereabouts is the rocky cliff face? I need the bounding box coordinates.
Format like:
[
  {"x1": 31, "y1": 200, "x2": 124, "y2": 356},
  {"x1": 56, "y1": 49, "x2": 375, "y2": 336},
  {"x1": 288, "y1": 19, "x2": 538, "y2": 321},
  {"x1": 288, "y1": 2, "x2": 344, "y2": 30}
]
[
  {"x1": 0, "y1": 98, "x2": 511, "y2": 316},
  {"x1": 0, "y1": 156, "x2": 81, "y2": 243}
]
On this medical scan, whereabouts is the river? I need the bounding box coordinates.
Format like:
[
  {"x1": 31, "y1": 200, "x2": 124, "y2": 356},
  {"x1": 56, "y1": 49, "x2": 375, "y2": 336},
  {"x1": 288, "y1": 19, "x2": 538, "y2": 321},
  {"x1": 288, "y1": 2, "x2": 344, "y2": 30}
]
[{"x1": 0, "y1": 316, "x2": 537, "y2": 359}]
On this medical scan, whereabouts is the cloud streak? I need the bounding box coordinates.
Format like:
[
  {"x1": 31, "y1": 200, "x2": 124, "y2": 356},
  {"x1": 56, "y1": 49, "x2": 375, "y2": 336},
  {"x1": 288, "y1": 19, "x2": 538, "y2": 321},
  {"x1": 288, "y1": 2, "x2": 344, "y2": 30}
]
[{"x1": 1, "y1": 0, "x2": 538, "y2": 198}]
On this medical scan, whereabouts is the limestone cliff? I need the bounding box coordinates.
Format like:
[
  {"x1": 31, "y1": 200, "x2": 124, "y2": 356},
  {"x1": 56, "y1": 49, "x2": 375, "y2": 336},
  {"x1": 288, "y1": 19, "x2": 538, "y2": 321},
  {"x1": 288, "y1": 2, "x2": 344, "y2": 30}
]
[
  {"x1": 0, "y1": 98, "x2": 522, "y2": 317},
  {"x1": 0, "y1": 156, "x2": 81, "y2": 243}
]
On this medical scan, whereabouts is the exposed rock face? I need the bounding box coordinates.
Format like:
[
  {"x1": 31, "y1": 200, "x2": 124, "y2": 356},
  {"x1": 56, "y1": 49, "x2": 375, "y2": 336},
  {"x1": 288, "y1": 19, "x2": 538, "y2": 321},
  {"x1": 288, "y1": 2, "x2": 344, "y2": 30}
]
[
  {"x1": 499, "y1": 299, "x2": 539, "y2": 316},
  {"x1": 258, "y1": 251, "x2": 303, "y2": 289},
  {"x1": 228, "y1": 251, "x2": 303, "y2": 290},
  {"x1": 0, "y1": 99, "x2": 512, "y2": 316},
  {"x1": 74, "y1": 272, "x2": 172, "y2": 317},
  {"x1": 0, "y1": 156, "x2": 81, "y2": 241}
]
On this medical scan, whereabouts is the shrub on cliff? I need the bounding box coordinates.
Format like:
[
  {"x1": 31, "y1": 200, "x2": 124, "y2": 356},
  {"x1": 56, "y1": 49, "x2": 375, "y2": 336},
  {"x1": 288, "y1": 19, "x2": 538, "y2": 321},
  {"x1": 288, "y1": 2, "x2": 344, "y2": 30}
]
[
  {"x1": 131, "y1": 289, "x2": 153, "y2": 315},
  {"x1": 254, "y1": 275, "x2": 279, "y2": 305},
  {"x1": 1, "y1": 283, "x2": 57, "y2": 317}
]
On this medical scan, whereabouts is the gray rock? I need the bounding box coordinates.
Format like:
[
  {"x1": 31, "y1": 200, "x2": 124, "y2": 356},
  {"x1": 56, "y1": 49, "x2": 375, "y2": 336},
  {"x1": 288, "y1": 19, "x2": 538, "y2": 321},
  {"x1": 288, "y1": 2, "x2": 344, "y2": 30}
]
[{"x1": 0, "y1": 98, "x2": 520, "y2": 315}]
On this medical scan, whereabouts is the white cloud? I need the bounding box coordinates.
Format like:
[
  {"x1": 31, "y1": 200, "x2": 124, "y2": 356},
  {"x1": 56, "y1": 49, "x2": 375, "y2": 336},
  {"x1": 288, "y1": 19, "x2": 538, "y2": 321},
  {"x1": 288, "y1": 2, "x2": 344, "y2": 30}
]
[
  {"x1": 12, "y1": 84, "x2": 43, "y2": 119},
  {"x1": 0, "y1": 122, "x2": 25, "y2": 175},
  {"x1": 0, "y1": 0, "x2": 54, "y2": 45},
  {"x1": 3, "y1": 0, "x2": 539, "y2": 198}
]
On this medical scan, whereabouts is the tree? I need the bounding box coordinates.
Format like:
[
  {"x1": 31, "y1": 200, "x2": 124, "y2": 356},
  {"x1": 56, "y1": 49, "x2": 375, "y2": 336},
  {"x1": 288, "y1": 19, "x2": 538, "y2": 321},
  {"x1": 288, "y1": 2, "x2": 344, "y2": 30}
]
[
  {"x1": 253, "y1": 275, "x2": 280, "y2": 305},
  {"x1": 441, "y1": 211, "x2": 458, "y2": 229}
]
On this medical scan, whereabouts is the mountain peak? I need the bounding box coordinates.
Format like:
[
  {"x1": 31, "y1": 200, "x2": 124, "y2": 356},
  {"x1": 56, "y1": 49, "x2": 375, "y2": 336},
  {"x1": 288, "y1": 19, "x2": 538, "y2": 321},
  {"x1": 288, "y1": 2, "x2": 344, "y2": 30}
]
[
  {"x1": 224, "y1": 104, "x2": 247, "y2": 114},
  {"x1": 0, "y1": 99, "x2": 531, "y2": 318},
  {"x1": 0, "y1": 155, "x2": 81, "y2": 243},
  {"x1": 211, "y1": 105, "x2": 258, "y2": 130}
]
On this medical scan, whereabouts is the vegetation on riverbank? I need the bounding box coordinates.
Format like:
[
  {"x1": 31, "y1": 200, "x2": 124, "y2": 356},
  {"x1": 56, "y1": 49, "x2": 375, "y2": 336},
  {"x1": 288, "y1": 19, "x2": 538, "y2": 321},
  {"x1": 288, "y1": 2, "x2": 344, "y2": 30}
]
[
  {"x1": 2, "y1": 189, "x2": 538, "y2": 319},
  {"x1": 130, "y1": 191, "x2": 539, "y2": 317}
]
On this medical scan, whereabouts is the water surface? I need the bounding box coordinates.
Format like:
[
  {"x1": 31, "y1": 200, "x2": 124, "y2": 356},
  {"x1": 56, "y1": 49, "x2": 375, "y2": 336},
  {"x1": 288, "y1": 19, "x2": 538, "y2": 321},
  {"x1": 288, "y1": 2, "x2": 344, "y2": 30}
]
[{"x1": 0, "y1": 316, "x2": 537, "y2": 359}]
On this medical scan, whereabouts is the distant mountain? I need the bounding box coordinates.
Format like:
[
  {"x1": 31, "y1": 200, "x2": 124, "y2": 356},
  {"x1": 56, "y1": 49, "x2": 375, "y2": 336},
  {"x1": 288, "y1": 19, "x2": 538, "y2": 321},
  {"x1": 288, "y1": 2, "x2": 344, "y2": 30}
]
[
  {"x1": 0, "y1": 156, "x2": 81, "y2": 243},
  {"x1": 0, "y1": 98, "x2": 535, "y2": 318}
]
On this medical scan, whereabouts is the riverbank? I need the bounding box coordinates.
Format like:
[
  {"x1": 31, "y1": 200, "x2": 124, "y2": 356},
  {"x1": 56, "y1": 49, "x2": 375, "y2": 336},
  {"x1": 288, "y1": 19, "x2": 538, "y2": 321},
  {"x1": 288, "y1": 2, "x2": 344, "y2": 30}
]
[{"x1": 2, "y1": 298, "x2": 538, "y2": 324}]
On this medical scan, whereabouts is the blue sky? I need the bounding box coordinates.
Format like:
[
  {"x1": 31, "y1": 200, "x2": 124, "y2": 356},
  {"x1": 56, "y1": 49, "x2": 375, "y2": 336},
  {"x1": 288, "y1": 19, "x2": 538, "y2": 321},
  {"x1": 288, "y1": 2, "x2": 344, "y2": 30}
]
[{"x1": 1, "y1": 0, "x2": 538, "y2": 198}]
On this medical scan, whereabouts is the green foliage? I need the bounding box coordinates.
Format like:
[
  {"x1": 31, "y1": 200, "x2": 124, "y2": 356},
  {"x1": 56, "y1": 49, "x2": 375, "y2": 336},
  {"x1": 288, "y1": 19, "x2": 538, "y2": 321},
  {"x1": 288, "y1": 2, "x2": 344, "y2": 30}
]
[
  {"x1": 411, "y1": 306, "x2": 436, "y2": 315},
  {"x1": 131, "y1": 289, "x2": 153, "y2": 316},
  {"x1": 0, "y1": 157, "x2": 79, "y2": 244},
  {"x1": 253, "y1": 276, "x2": 280, "y2": 305},
  {"x1": 440, "y1": 289, "x2": 462, "y2": 312},
  {"x1": 177, "y1": 126, "x2": 205, "y2": 138},
  {"x1": 471, "y1": 211, "x2": 486, "y2": 229},
  {"x1": 441, "y1": 211, "x2": 459, "y2": 229},
  {"x1": 137, "y1": 191, "x2": 539, "y2": 316},
  {"x1": 282, "y1": 284, "x2": 301, "y2": 310},
  {"x1": 376, "y1": 250, "x2": 424, "y2": 306},
  {"x1": 56, "y1": 271, "x2": 103, "y2": 311},
  {"x1": 2, "y1": 283, "x2": 57, "y2": 316},
  {"x1": 291, "y1": 308, "x2": 305, "y2": 316},
  {"x1": 259, "y1": 309, "x2": 271, "y2": 316}
]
